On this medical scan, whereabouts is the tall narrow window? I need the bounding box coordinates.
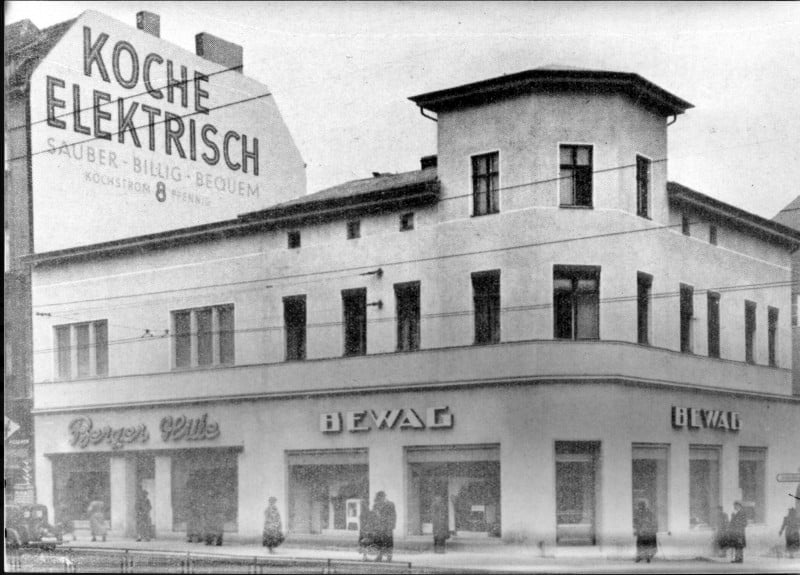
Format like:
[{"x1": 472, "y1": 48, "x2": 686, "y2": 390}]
[
  {"x1": 94, "y1": 320, "x2": 108, "y2": 376},
  {"x1": 554, "y1": 266, "x2": 600, "y2": 340},
  {"x1": 75, "y1": 323, "x2": 91, "y2": 378},
  {"x1": 745, "y1": 301, "x2": 756, "y2": 364},
  {"x1": 637, "y1": 272, "x2": 652, "y2": 345},
  {"x1": 560, "y1": 145, "x2": 593, "y2": 207},
  {"x1": 689, "y1": 446, "x2": 720, "y2": 527},
  {"x1": 343, "y1": 288, "x2": 367, "y2": 356},
  {"x1": 709, "y1": 225, "x2": 718, "y2": 245},
  {"x1": 680, "y1": 284, "x2": 694, "y2": 353},
  {"x1": 172, "y1": 306, "x2": 235, "y2": 368},
  {"x1": 288, "y1": 230, "x2": 301, "y2": 249},
  {"x1": 682, "y1": 215, "x2": 690, "y2": 236},
  {"x1": 284, "y1": 296, "x2": 307, "y2": 361},
  {"x1": 346, "y1": 220, "x2": 361, "y2": 240},
  {"x1": 472, "y1": 152, "x2": 499, "y2": 216},
  {"x1": 395, "y1": 282, "x2": 420, "y2": 352},
  {"x1": 767, "y1": 307, "x2": 778, "y2": 367},
  {"x1": 707, "y1": 292, "x2": 720, "y2": 358},
  {"x1": 55, "y1": 325, "x2": 72, "y2": 380},
  {"x1": 472, "y1": 270, "x2": 500, "y2": 344},
  {"x1": 636, "y1": 155, "x2": 651, "y2": 218},
  {"x1": 400, "y1": 212, "x2": 414, "y2": 231},
  {"x1": 739, "y1": 447, "x2": 766, "y2": 523}
]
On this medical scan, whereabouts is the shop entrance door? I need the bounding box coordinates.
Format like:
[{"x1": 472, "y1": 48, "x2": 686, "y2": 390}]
[{"x1": 555, "y1": 441, "x2": 599, "y2": 546}]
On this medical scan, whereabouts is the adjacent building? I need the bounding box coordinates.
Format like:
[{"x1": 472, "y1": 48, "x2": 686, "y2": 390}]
[
  {"x1": 773, "y1": 196, "x2": 800, "y2": 396},
  {"x1": 8, "y1": 9, "x2": 800, "y2": 558}
]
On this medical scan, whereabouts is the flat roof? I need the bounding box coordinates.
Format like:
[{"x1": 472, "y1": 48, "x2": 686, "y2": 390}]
[{"x1": 409, "y1": 68, "x2": 693, "y2": 116}]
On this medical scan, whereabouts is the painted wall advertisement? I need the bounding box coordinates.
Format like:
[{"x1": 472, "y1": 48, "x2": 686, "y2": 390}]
[{"x1": 30, "y1": 10, "x2": 306, "y2": 252}]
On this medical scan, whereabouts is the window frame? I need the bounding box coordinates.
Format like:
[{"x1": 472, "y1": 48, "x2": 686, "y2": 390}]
[
  {"x1": 171, "y1": 304, "x2": 235, "y2": 369},
  {"x1": 342, "y1": 288, "x2": 367, "y2": 357},
  {"x1": 707, "y1": 291, "x2": 721, "y2": 358},
  {"x1": 689, "y1": 444, "x2": 721, "y2": 528},
  {"x1": 767, "y1": 306, "x2": 778, "y2": 367},
  {"x1": 558, "y1": 143, "x2": 594, "y2": 208},
  {"x1": 346, "y1": 220, "x2": 361, "y2": 240},
  {"x1": 53, "y1": 320, "x2": 109, "y2": 381},
  {"x1": 472, "y1": 270, "x2": 501, "y2": 345},
  {"x1": 395, "y1": 281, "x2": 421, "y2": 352},
  {"x1": 709, "y1": 225, "x2": 718, "y2": 245},
  {"x1": 471, "y1": 150, "x2": 500, "y2": 216},
  {"x1": 400, "y1": 212, "x2": 415, "y2": 232},
  {"x1": 636, "y1": 154, "x2": 651, "y2": 218},
  {"x1": 553, "y1": 265, "x2": 601, "y2": 340},
  {"x1": 745, "y1": 300, "x2": 756, "y2": 364},
  {"x1": 680, "y1": 283, "x2": 694, "y2": 353},
  {"x1": 681, "y1": 215, "x2": 690, "y2": 236},
  {"x1": 287, "y1": 230, "x2": 301, "y2": 249},
  {"x1": 738, "y1": 447, "x2": 767, "y2": 524},
  {"x1": 637, "y1": 272, "x2": 652, "y2": 345},
  {"x1": 283, "y1": 295, "x2": 307, "y2": 361}
]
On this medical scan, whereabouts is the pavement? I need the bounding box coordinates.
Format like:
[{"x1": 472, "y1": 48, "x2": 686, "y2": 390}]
[{"x1": 57, "y1": 535, "x2": 800, "y2": 573}]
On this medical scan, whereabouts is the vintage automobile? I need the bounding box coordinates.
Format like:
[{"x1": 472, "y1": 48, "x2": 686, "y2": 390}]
[{"x1": 5, "y1": 504, "x2": 63, "y2": 550}]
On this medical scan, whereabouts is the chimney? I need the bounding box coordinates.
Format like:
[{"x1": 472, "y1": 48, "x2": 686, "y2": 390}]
[
  {"x1": 195, "y1": 33, "x2": 243, "y2": 73},
  {"x1": 420, "y1": 155, "x2": 437, "y2": 169},
  {"x1": 136, "y1": 12, "x2": 160, "y2": 38}
]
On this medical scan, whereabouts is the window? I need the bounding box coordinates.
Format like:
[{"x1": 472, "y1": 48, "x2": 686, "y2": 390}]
[
  {"x1": 739, "y1": 447, "x2": 766, "y2": 523},
  {"x1": 682, "y1": 216, "x2": 690, "y2": 236},
  {"x1": 680, "y1": 284, "x2": 694, "y2": 353},
  {"x1": 632, "y1": 444, "x2": 669, "y2": 533},
  {"x1": 636, "y1": 155, "x2": 651, "y2": 218},
  {"x1": 560, "y1": 145, "x2": 593, "y2": 207},
  {"x1": 707, "y1": 292, "x2": 720, "y2": 358},
  {"x1": 54, "y1": 320, "x2": 109, "y2": 380},
  {"x1": 768, "y1": 307, "x2": 778, "y2": 367},
  {"x1": 342, "y1": 288, "x2": 367, "y2": 356},
  {"x1": 745, "y1": 301, "x2": 756, "y2": 364},
  {"x1": 554, "y1": 266, "x2": 600, "y2": 340},
  {"x1": 400, "y1": 212, "x2": 414, "y2": 231},
  {"x1": 471, "y1": 152, "x2": 499, "y2": 216},
  {"x1": 284, "y1": 296, "x2": 306, "y2": 361},
  {"x1": 689, "y1": 445, "x2": 720, "y2": 527},
  {"x1": 288, "y1": 230, "x2": 301, "y2": 249},
  {"x1": 472, "y1": 270, "x2": 500, "y2": 344},
  {"x1": 793, "y1": 294, "x2": 798, "y2": 327},
  {"x1": 346, "y1": 220, "x2": 361, "y2": 240},
  {"x1": 172, "y1": 305, "x2": 234, "y2": 368},
  {"x1": 395, "y1": 282, "x2": 420, "y2": 351},
  {"x1": 637, "y1": 272, "x2": 652, "y2": 345},
  {"x1": 555, "y1": 441, "x2": 599, "y2": 545},
  {"x1": 709, "y1": 225, "x2": 718, "y2": 245}
]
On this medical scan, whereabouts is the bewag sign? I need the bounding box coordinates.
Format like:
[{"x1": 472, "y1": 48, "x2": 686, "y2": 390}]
[
  {"x1": 671, "y1": 406, "x2": 741, "y2": 431},
  {"x1": 30, "y1": 11, "x2": 306, "y2": 252}
]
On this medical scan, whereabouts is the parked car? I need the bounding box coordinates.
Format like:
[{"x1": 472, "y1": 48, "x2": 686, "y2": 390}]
[{"x1": 5, "y1": 504, "x2": 63, "y2": 550}]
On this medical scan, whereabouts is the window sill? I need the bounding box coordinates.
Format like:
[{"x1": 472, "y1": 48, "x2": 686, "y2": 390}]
[
  {"x1": 471, "y1": 211, "x2": 500, "y2": 218},
  {"x1": 637, "y1": 213, "x2": 651, "y2": 220},
  {"x1": 559, "y1": 204, "x2": 593, "y2": 209},
  {"x1": 171, "y1": 363, "x2": 235, "y2": 372}
]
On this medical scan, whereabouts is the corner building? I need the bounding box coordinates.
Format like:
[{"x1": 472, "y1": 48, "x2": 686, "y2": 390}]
[{"x1": 23, "y1": 12, "x2": 800, "y2": 557}]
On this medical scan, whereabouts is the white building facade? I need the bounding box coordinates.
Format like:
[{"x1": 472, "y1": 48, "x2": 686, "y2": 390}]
[{"x1": 20, "y1": 12, "x2": 800, "y2": 558}]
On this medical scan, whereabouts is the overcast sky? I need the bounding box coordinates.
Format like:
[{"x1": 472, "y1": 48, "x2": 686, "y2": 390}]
[{"x1": 6, "y1": 1, "x2": 800, "y2": 219}]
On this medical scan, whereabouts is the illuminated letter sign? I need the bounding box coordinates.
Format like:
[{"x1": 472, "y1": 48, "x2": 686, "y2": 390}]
[
  {"x1": 30, "y1": 10, "x2": 306, "y2": 252},
  {"x1": 320, "y1": 407, "x2": 454, "y2": 434},
  {"x1": 68, "y1": 416, "x2": 149, "y2": 450},
  {"x1": 671, "y1": 406, "x2": 740, "y2": 432},
  {"x1": 159, "y1": 413, "x2": 220, "y2": 442}
]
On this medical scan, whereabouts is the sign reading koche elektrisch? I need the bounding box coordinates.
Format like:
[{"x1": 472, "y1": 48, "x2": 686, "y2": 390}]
[{"x1": 30, "y1": 11, "x2": 306, "y2": 252}]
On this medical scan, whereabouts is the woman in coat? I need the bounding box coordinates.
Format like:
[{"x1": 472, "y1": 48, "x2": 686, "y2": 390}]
[
  {"x1": 779, "y1": 507, "x2": 799, "y2": 559},
  {"x1": 88, "y1": 501, "x2": 107, "y2": 543},
  {"x1": 358, "y1": 497, "x2": 374, "y2": 561},
  {"x1": 728, "y1": 501, "x2": 748, "y2": 563},
  {"x1": 262, "y1": 497, "x2": 284, "y2": 553},
  {"x1": 633, "y1": 501, "x2": 657, "y2": 563},
  {"x1": 371, "y1": 491, "x2": 396, "y2": 563},
  {"x1": 431, "y1": 495, "x2": 449, "y2": 554}
]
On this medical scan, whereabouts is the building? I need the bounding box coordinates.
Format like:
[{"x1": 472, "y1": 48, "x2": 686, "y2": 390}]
[
  {"x1": 12, "y1": 10, "x2": 800, "y2": 558},
  {"x1": 773, "y1": 196, "x2": 800, "y2": 396}
]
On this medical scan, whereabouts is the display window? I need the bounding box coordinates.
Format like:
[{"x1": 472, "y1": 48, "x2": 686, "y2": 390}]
[
  {"x1": 171, "y1": 449, "x2": 239, "y2": 533},
  {"x1": 555, "y1": 441, "x2": 599, "y2": 545},
  {"x1": 52, "y1": 454, "x2": 110, "y2": 527}
]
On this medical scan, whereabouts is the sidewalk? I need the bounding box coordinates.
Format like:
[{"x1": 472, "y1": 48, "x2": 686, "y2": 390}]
[{"x1": 61, "y1": 536, "x2": 800, "y2": 573}]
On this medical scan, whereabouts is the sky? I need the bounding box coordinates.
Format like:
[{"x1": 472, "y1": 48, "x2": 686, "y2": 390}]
[{"x1": 5, "y1": 1, "x2": 800, "y2": 219}]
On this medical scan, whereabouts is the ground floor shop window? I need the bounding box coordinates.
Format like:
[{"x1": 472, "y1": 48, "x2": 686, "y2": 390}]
[
  {"x1": 689, "y1": 445, "x2": 720, "y2": 528},
  {"x1": 287, "y1": 449, "x2": 369, "y2": 534},
  {"x1": 406, "y1": 444, "x2": 500, "y2": 537},
  {"x1": 632, "y1": 444, "x2": 668, "y2": 532},
  {"x1": 556, "y1": 441, "x2": 599, "y2": 545},
  {"x1": 171, "y1": 450, "x2": 238, "y2": 533},
  {"x1": 739, "y1": 447, "x2": 766, "y2": 523},
  {"x1": 52, "y1": 454, "x2": 110, "y2": 527}
]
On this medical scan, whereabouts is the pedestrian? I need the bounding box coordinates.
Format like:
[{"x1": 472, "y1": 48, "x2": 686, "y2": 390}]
[
  {"x1": 185, "y1": 476, "x2": 202, "y2": 543},
  {"x1": 431, "y1": 495, "x2": 449, "y2": 554},
  {"x1": 371, "y1": 491, "x2": 397, "y2": 562},
  {"x1": 358, "y1": 497, "x2": 374, "y2": 561},
  {"x1": 633, "y1": 501, "x2": 657, "y2": 563},
  {"x1": 262, "y1": 497, "x2": 284, "y2": 553},
  {"x1": 728, "y1": 501, "x2": 748, "y2": 563},
  {"x1": 56, "y1": 502, "x2": 75, "y2": 542},
  {"x1": 712, "y1": 505, "x2": 729, "y2": 558},
  {"x1": 135, "y1": 486, "x2": 153, "y2": 542},
  {"x1": 779, "y1": 507, "x2": 799, "y2": 559},
  {"x1": 88, "y1": 501, "x2": 107, "y2": 543}
]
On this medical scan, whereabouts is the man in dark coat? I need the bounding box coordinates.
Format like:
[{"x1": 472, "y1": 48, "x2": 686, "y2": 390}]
[
  {"x1": 711, "y1": 505, "x2": 729, "y2": 558},
  {"x1": 633, "y1": 501, "x2": 657, "y2": 563},
  {"x1": 728, "y1": 501, "x2": 748, "y2": 563},
  {"x1": 431, "y1": 495, "x2": 449, "y2": 554},
  {"x1": 371, "y1": 491, "x2": 396, "y2": 562}
]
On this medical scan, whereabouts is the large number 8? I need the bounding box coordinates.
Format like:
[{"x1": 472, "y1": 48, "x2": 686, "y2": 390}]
[{"x1": 156, "y1": 182, "x2": 166, "y2": 203}]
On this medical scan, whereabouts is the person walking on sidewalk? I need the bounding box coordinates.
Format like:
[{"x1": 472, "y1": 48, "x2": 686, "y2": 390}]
[
  {"x1": 431, "y1": 495, "x2": 449, "y2": 554},
  {"x1": 262, "y1": 497, "x2": 284, "y2": 554},
  {"x1": 728, "y1": 501, "x2": 748, "y2": 563},
  {"x1": 779, "y1": 507, "x2": 799, "y2": 559},
  {"x1": 135, "y1": 486, "x2": 153, "y2": 542},
  {"x1": 372, "y1": 491, "x2": 396, "y2": 562},
  {"x1": 88, "y1": 501, "x2": 107, "y2": 543},
  {"x1": 633, "y1": 501, "x2": 657, "y2": 563}
]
